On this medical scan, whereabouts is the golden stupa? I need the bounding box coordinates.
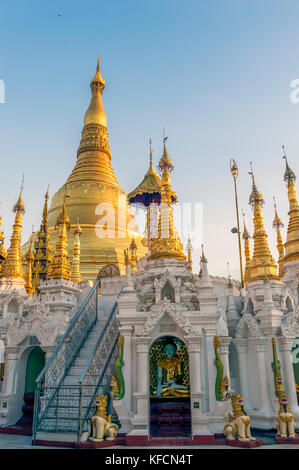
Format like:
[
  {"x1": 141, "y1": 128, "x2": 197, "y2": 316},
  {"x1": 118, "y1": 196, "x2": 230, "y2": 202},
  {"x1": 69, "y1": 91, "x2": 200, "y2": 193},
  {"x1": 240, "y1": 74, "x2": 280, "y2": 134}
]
[{"x1": 46, "y1": 58, "x2": 147, "y2": 279}]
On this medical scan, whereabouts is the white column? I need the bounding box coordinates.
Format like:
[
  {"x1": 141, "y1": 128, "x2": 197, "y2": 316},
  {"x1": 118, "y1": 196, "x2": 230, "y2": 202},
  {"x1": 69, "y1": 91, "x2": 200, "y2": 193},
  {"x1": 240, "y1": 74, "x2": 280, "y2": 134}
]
[
  {"x1": 1, "y1": 347, "x2": 19, "y2": 396},
  {"x1": 119, "y1": 326, "x2": 133, "y2": 411},
  {"x1": 233, "y1": 338, "x2": 252, "y2": 407},
  {"x1": 250, "y1": 337, "x2": 272, "y2": 412},
  {"x1": 205, "y1": 331, "x2": 217, "y2": 413},
  {"x1": 277, "y1": 336, "x2": 298, "y2": 411},
  {"x1": 219, "y1": 336, "x2": 231, "y2": 378},
  {"x1": 132, "y1": 336, "x2": 151, "y2": 430}
]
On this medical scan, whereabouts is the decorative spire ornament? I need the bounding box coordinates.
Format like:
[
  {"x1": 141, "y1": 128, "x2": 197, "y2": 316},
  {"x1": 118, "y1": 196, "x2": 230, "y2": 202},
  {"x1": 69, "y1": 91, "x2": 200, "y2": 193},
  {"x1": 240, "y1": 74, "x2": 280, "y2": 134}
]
[
  {"x1": 148, "y1": 138, "x2": 186, "y2": 261},
  {"x1": 33, "y1": 189, "x2": 52, "y2": 288},
  {"x1": 25, "y1": 230, "x2": 35, "y2": 296},
  {"x1": 248, "y1": 163, "x2": 278, "y2": 282},
  {"x1": 186, "y1": 236, "x2": 193, "y2": 273},
  {"x1": 71, "y1": 218, "x2": 82, "y2": 282},
  {"x1": 272, "y1": 196, "x2": 285, "y2": 280},
  {"x1": 1, "y1": 176, "x2": 25, "y2": 279},
  {"x1": 242, "y1": 209, "x2": 252, "y2": 286},
  {"x1": 282, "y1": 145, "x2": 299, "y2": 264},
  {"x1": 47, "y1": 195, "x2": 71, "y2": 280}
]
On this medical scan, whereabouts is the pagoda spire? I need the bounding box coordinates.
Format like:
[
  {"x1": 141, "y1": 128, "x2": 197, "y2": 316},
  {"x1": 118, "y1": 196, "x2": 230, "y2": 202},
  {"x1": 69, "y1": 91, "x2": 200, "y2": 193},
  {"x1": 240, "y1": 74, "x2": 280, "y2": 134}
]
[
  {"x1": 272, "y1": 196, "x2": 285, "y2": 280},
  {"x1": 71, "y1": 218, "x2": 82, "y2": 282},
  {"x1": 66, "y1": 57, "x2": 120, "y2": 187},
  {"x1": 25, "y1": 233, "x2": 34, "y2": 296},
  {"x1": 186, "y1": 236, "x2": 193, "y2": 273},
  {"x1": 148, "y1": 138, "x2": 186, "y2": 261},
  {"x1": 33, "y1": 189, "x2": 52, "y2": 288},
  {"x1": 1, "y1": 177, "x2": 25, "y2": 279},
  {"x1": 248, "y1": 163, "x2": 278, "y2": 282},
  {"x1": 282, "y1": 146, "x2": 299, "y2": 264},
  {"x1": 0, "y1": 216, "x2": 6, "y2": 275},
  {"x1": 47, "y1": 195, "x2": 71, "y2": 280},
  {"x1": 242, "y1": 210, "x2": 252, "y2": 286}
]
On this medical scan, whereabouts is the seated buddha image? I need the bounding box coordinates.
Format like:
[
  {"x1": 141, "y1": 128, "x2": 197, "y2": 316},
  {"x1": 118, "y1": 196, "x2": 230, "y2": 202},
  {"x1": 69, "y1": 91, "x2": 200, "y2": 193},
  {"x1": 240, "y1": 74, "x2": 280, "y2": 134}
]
[{"x1": 153, "y1": 340, "x2": 189, "y2": 398}]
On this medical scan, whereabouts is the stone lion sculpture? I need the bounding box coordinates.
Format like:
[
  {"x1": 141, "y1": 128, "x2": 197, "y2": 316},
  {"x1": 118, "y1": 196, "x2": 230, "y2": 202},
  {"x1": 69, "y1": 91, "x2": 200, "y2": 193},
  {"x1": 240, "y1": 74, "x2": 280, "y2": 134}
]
[
  {"x1": 276, "y1": 392, "x2": 296, "y2": 438},
  {"x1": 89, "y1": 394, "x2": 118, "y2": 442},
  {"x1": 224, "y1": 393, "x2": 256, "y2": 442}
]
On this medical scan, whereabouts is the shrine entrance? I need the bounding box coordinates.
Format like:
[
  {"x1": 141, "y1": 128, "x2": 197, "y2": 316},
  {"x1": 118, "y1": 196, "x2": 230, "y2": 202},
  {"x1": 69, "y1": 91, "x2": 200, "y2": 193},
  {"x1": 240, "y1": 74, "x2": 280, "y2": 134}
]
[
  {"x1": 149, "y1": 336, "x2": 191, "y2": 438},
  {"x1": 17, "y1": 347, "x2": 45, "y2": 430}
]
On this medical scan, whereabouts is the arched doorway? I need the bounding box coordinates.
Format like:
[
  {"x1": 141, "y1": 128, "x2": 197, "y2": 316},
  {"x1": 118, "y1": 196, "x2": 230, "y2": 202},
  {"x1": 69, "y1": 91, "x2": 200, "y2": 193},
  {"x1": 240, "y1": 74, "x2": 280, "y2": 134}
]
[
  {"x1": 149, "y1": 336, "x2": 191, "y2": 438},
  {"x1": 97, "y1": 264, "x2": 120, "y2": 293},
  {"x1": 17, "y1": 347, "x2": 45, "y2": 429}
]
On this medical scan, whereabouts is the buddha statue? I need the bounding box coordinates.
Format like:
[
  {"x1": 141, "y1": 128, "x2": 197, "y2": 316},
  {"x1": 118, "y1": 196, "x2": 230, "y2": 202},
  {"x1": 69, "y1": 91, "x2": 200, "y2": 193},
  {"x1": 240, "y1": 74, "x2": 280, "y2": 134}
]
[{"x1": 154, "y1": 340, "x2": 189, "y2": 398}]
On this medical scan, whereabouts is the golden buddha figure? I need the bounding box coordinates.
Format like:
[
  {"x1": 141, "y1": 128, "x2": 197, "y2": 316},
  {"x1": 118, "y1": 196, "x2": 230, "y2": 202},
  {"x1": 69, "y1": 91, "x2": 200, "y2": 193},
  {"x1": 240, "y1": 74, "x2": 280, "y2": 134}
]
[{"x1": 154, "y1": 341, "x2": 189, "y2": 398}]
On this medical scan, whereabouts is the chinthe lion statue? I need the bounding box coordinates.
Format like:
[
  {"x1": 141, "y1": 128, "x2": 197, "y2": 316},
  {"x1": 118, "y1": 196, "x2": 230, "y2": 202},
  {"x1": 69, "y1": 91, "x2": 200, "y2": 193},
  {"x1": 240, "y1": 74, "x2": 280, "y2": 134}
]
[
  {"x1": 89, "y1": 395, "x2": 118, "y2": 442},
  {"x1": 276, "y1": 392, "x2": 296, "y2": 438},
  {"x1": 224, "y1": 393, "x2": 256, "y2": 442}
]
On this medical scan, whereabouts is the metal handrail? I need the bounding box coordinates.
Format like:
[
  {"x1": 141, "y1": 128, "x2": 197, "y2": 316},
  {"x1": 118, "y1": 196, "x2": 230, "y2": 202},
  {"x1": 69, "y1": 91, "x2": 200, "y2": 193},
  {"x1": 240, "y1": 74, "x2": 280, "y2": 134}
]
[{"x1": 36, "y1": 280, "x2": 99, "y2": 384}]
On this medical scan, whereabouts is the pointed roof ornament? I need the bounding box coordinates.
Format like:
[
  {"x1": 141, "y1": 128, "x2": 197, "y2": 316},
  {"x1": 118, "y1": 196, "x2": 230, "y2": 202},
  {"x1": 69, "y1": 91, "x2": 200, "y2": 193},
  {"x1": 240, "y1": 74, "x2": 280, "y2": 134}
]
[
  {"x1": 90, "y1": 55, "x2": 105, "y2": 92},
  {"x1": 227, "y1": 262, "x2": 233, "y2": 288},
  {"x1": 84, "y1": 56, "x2": 107, "y2": 127},
  {"x1": 272, "y1": 196, "x2": 284, "y2": 229},
  {"x1": 242, "y1": 209, "x2": 251, "y2": 240},
  {"x1": 201, "y1": 244, "x2": 207, "y2": 263},
  {"x1": 282, "y1": 145, "x2": 296, "y2": 182},
  {"x1": 249, "y1": 162, "x2": 264, "y2": 206},
  {"x1": 159, "y1": 134, "x2": 174, "y2": 173}
]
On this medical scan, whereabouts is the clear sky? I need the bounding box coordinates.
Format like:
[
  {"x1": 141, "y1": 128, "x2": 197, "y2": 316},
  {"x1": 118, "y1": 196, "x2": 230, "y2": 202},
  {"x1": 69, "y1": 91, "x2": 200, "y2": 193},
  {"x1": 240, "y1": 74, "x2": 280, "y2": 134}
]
[{"x1": 1, "y1": 0, "x2": 299, "y2": 280}]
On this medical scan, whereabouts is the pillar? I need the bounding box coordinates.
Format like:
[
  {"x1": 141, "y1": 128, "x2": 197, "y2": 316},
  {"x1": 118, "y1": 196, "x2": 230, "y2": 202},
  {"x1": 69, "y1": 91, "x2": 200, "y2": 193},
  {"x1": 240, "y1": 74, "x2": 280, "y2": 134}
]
[
  {"x1": 219, "y1": 336, "x2": 231, "y2": 378},
  {"x1": 277, "y1": 336, "x2": 299, "y2": 411},
  {"x1": 119, "y1": 326, "x2": 133, "y2": 412},
  {"x1": 250, "y1": 337, "x2": 272, "y2": 412},
  {"x1": 132, "y1": 336, "x2": 151, "y2": 430},
  {"x1": 1, "y1": 347, "x2": 19, "y2": 396},
  {"x1": 233, "y1": 338, "x2": 252, "y2": 408}
]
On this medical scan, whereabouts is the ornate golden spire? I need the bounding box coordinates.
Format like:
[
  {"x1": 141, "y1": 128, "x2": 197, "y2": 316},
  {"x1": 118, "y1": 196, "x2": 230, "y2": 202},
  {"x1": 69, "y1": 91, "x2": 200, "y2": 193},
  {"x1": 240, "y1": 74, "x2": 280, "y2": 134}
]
[
  {"x1": 47, "y1": 195, "x2": 71, "y2": 280},
  {"x1": 71, "y1": 218, "x2": 82, "y2": 282},
  {"x1": 273, "y1": 196, "x2": 285, "y2": 280},
  {"x1": 33, "y1": 189, "x2": 52, "y2": 288},
  {"x1": 1, "y1": 177, "x2": 25, "y2": 279},
  {"x1": 25, "y1": 233, "x2": 34, "y2": 296},
  {"x1": 0, "y1": 216, "x2": 6, "y2": 277},
  {"x1": 66, "y1": 58, "x2": 119, "y2": 187},
  {"x1": 148, "y1": 138, "x2": 186, "y2": 261},
  {"x1": 248, "y1": 163, "x2": 278, "y2": 282},
  {"x1": 242, "y1": 210, "x2": 252, "y2": 286},
  {"x1": 282, "y1": 146, "x2": 299, "y2": 264},
  {"x1": 186, "y1": 236, "x2": 193, "y2": 273},
  {"x1": 129, "y1": 236, "x2": 137, "y2": 273}
]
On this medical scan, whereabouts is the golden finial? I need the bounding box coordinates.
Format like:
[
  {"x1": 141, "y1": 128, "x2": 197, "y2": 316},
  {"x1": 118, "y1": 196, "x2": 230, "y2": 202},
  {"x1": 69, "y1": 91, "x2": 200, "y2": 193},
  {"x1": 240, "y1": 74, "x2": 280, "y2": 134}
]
[
  {"x1": 1, "y1": 177, "x2": 25, "y2": 279},
  {"x1": 248, "y1": 165, "x2": 278, "y2": 282},
  {"x1": 186, "y1": 235, "x2": 193, "y2": 273},
  {"x1": 129, "y1": 236, "x2": 137, "y2": 273},
  {"x1": 282, "y1": 145, "x2": 299, "y2": 264},
  {"x1": 149, "y1": 138, "x2": 153, "y2": 167},
  {"x1": 33, "y1": 188, "x2": 52, "y2": 288},
  {"x1": 84, "y1": 57, "x2": 107, "y2": 127},
  {"x1": 242, "y1": 209, "x2": 252, "y2": 286},
  {"x1": 25, "y1": 232, "x2": 35, "y2": 296},
  {"x1": 227, "y1": 262, "x2": 233, "y2": 288},
  {"x1": 71, "y1": 217, "x2": 82, "y2": 282}
]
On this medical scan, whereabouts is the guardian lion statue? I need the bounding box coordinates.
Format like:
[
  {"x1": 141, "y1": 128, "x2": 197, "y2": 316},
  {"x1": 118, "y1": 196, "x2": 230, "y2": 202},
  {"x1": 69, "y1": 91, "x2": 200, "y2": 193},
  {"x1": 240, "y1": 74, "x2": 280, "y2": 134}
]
[
  {"x1": 89, "y1": 395, "x2": 118, "y2": 442},
  {"x1": 276, "y1": 392, "x2": 296, "y2": 438},
  {"x1": 224, "y1": 393, "x2": 256, "y2": 442}
]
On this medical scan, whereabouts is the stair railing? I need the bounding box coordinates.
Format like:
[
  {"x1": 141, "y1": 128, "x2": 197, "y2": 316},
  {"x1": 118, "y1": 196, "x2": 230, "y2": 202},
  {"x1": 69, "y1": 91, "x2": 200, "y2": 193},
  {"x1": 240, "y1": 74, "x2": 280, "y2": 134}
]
[
  {"x1": 33, "y1": 280, "x2": 99, "y2": 440},
  {"x1": 77, "y1": 287, "x2": 123, "y2": 440}
]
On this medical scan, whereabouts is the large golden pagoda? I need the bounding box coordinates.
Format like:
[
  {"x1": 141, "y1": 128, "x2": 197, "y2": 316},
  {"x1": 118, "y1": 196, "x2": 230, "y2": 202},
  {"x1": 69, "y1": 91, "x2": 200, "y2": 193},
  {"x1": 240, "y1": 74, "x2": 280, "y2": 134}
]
[{"x1": 47, "y1": 59, "x2": 146, "y2": 279}]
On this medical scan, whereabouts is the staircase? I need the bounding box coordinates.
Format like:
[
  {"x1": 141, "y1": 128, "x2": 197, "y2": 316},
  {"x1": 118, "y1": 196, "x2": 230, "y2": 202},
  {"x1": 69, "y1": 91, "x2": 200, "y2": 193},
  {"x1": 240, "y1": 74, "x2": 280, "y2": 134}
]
[{"x1": 33, "y1": 281, "x2": 122, "y2": 443}]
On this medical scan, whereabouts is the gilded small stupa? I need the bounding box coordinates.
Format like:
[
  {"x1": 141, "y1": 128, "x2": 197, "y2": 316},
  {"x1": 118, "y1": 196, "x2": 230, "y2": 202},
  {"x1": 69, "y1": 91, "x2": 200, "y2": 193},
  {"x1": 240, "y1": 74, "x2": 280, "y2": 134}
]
[
  {"x1": 47, "y1": 196, "x2": 71, "y2": 280},
  {"x1": 1, "y1": 178, "x2": 25, "y2": 281},
  {"x1": 283, "y1": 146, "x2": 299, "y2": 264},
  {"x1": 248, "y1": 164, "x2": 278, "y2": 282},
  {"x1": 47, "y1": 58, "x2": 146, "y2": 279},
  {"x1": 32, "y1": 189, "x2": 52, "y2": 288},
  {"x1": 148, "y1": 139, "x2": 186, "y2": 261}
]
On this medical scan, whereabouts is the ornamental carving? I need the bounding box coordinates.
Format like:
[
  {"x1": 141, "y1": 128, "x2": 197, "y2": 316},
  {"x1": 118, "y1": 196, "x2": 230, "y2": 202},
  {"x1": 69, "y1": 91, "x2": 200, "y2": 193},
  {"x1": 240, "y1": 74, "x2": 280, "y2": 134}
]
[
  {"x1": 235, "y1": 312, "x2": 264, "y2": 338},
  {"x1": 137, "y1": 299, "x2": 197, "y2": 337},
  {"x1": 281, "y1": 308, "x2": 299, "y2": 338}
]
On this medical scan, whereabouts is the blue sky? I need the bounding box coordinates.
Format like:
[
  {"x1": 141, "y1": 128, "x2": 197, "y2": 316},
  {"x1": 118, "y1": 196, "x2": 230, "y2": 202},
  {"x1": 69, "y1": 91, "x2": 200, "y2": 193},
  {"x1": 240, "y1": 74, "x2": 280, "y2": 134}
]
[{"x1": 1, "y1": 0, "x2": 299, "y2": 279}]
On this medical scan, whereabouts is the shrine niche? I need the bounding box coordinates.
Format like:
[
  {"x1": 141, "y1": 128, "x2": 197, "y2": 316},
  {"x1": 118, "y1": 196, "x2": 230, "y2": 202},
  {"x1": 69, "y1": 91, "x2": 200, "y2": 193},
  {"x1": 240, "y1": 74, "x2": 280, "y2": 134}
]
[{"x1": 149, "y1": 336, "x2": 191, "y2": 438}]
